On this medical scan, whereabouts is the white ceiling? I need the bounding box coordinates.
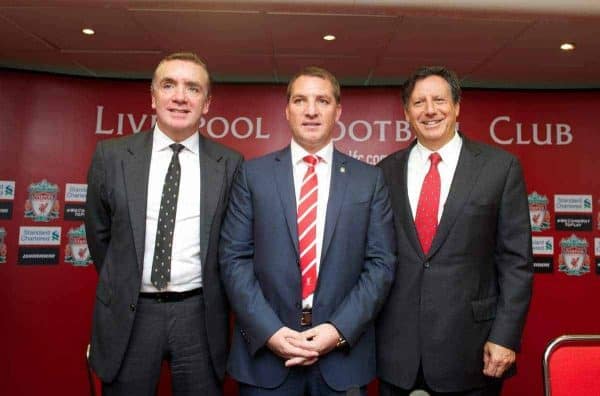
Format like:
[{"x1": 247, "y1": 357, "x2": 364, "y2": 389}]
[{"x1": 0, "y1": 0, "x2": 599, "y2": 88}]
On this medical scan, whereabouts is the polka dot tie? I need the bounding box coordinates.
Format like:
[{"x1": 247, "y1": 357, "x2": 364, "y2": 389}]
[
  {"x1": 297, "y1": 155, "x2": 319, "y2": 300},
  {"x1": 415, "y1": 152, "x2": 442, "y2": 255},
  {"x1": 151, "y1": 143, "x2": 184, "y2": 290}
]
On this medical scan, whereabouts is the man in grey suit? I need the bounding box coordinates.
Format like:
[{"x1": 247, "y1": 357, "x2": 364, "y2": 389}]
[
  {"x1": 219, "y1": 66, "x2": 396, "y2": 395},
  {"x1": 376, "y1": 66, "x2": 533, "y2": 396},
  {"x1": 85, "y1": 52, "x2": 242, "y2": 395}
]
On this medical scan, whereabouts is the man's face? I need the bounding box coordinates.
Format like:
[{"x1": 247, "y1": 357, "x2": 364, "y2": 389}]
[
  {"x1": 285, "y1": 75, "x2": 341, "y2": 153},
  {"x1": 404, "y1": 75, "x2": 460, "y2": 151},
  {"x1": 151, "y1": 59, "x2": 210, "y2": 141}
]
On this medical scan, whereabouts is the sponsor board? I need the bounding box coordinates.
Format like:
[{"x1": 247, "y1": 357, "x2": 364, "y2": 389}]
[
  {"x1": 18, "y1": 247, "x2": 59, "y2": 265},
  {"x1": 0, "y1": 201, "x2": 12, "y2": 219},
  {"x1": 555, "y1": 214, "x2": 593, "y2": 231},
  {"x1": 533, "y1": 257, "x2": 553, "y2": 274},
  {"x1": 532, "y1": 236, "x2": 554, "y2": 255},
  {"x1": 19, "y1": 226, "x2": 61, "y2": 246},
  {"x1": 0, "y1": 180, "x2": 15, "y2": 200},
  {"x1": 64, "y1": 183, "x2": 87, "y2": 202},
  {"x1": 554, "y1": 194, "x2": 592, "y2": 213},
  {"x1": 64, "y1": 203, "x2": 85, "y2": 220}
]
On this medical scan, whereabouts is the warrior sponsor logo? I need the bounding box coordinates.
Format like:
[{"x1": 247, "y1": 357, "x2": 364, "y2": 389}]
[
  {"x1": 64, "y1": 183, "x2": 87, "y2": 202},
  {"x1": 532, "y1": 236, "x2": 553, "y2": 255},
  {"x1": 554, "y1": 194, "x2": 592, "y2": 213},
  {"x1": 533, "y1": 257, "x2": 553, "y2": 273},
  {"x1": 18, "y1": 247, "x2": 59, "y2": 265},
  {"x1": 0, "y1": 202, "x2": 12, "y2": 220},
  {"x1": 558, "y1": 234, "x2": 590, "y2": 276},
  {"x1": 24, "y1": 180, "x2": 60, "y2": 222},
  {"x1": 528, "y1": 192, "x2": 550, "y2": 232},
  {"x1": 19, "y1": 226, "x2": 61, "y2": 246},
  {"x1": 65, "y1": 225, "x2": 92, "y2": 267},
  {"x1": 596, "y1": 258, "x2": 600, "y2": 275},
  {"x1": 0, "y1": 180, "x2": 15, "y2": 200},
  {"x1": 0, "y1": 227, "x2": 6, "y2": 263}
]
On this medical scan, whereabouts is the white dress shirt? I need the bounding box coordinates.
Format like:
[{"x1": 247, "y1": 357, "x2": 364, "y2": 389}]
[
  {"x1": 141, "y1": 126, "x2": 202, "y2": 292},
  {"x1": 407, "y1": 132, "x2": 462, "y2": 223},
  {"x1": 290, "y1": 138, "x2": 333, "y2": 308}
]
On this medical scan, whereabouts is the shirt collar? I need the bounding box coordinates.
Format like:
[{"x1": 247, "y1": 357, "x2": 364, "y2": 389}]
[
  {"x1": 152, "y1": 125, "x2": 199, "y2": 154},
  {"x1": 290, "y1": 138, "x2": 333, "y2": 166},
  {"x1": 414, "y1": 131, "x2": 462, "y2": 166}
]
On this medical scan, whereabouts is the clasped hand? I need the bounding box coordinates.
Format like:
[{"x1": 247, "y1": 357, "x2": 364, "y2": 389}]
[{"x1": 266, "y1": 323, "x2": 341, "y2": 367}]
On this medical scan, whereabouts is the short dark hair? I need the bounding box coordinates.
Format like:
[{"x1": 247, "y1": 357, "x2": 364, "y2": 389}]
[
  {"x1": 287, "y1": 66, "x2": 341, "y2": 104},
  {"x1": 402, "y1": 66, "x2": 461, "y2": 108},
  {"x1": 152, "y1": 52, "x2": 211, "y2": 96}
]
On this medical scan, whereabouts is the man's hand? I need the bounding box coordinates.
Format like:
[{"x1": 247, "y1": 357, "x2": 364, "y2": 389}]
[
  {"x1": 284, "y1": 323, "x2": 341, "y2": 367},
  {"x1": 483, "y1": 341, "x2": 516, "y2": 377},
  {"x1": 266, "y1": 327, "x2": 318, "y2": 362}
]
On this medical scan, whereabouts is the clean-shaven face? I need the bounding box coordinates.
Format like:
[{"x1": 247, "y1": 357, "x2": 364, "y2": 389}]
[
  {"x1": 404, "y1": 75, "x2": 460, "y2": 151},
  {"x1": 285, "y1": 75, "x2": 341, "y2": 153},
  {"x1": 151, "y1": 59, "x2": 210, "y2": 141}
]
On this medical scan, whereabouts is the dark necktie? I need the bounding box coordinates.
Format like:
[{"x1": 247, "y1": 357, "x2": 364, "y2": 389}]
[
  {"x1": 297, "y1": 155, "x2": 319, "y2": 300},
  {"x1": 415, "y1": 152, "x2": 442, "y2": 255},
  {"x1": 151, "y1": 143, "x2": 184, "y2": 290}
]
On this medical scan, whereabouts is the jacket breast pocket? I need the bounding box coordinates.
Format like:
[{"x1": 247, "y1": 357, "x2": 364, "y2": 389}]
[{"x1": 471, "y1": 295, "x2": 498, "y2": 322}]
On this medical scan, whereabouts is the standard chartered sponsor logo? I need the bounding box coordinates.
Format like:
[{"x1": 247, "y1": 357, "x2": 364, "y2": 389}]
[
  {"x1": 19, "y1": 227, "x2": 61, "y2": 245},
  {"x1": 554, "y1": 195, "x2": 592, "y2": 213},
  {"x1": 532, "y1": 236, "x2": 554, "y2": 255},
  {"x1": 65, "y1": 184, "x2": 87, "y2": 202}
]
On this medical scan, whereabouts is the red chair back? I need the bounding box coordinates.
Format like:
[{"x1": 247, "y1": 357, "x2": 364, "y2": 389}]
[{"x1": 543, "y1": 334, "x2": 600, "y2": 396}]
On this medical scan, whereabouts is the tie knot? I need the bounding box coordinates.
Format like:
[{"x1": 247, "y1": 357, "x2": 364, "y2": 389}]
[
  {"x1": 170, "y1": 143, "x2": 185, "y2": 154},
  {"x1": 303, "y1": 155, "x2": 319, "y2": 167},
  {"x1": 429, "y1": 152, "x2": 442, "y2": 167}
]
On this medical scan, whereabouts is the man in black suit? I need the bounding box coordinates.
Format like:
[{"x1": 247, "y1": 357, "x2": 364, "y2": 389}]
[
  {"x1": 376, "y1": 66, "x2": 533, "y2": 396},
  {"x1": 85, "y1": 52, "x2": 242, "y2": 395}
]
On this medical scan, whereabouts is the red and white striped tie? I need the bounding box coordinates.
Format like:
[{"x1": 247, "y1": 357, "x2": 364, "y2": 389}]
[{"x1": 297, "y1": 155, "x2": 319, "y2": 300}]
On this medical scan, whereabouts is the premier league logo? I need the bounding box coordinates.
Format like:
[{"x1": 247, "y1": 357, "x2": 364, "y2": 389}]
[
  {"x1": 65, "y1": 225, "x2": 92, "y2": 267},
  {"x1": 558, "y1": 234, "x2": 590, "y2": 276},
  {"x1": 24, "y1": 180, "x2": 60, "y2": 222},
  {"x1": 528, "y1": 192, "x2": 550, "y2": 232},
  {"x1": 0, "y1": 227, "x2": 6, "y2": 264}
]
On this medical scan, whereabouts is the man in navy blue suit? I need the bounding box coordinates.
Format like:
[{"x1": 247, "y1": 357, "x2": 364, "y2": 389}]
[{"x1": 219, "y1": 66, "x2": 397, "y2": 395}]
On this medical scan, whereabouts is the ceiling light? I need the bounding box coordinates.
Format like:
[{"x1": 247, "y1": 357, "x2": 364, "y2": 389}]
[
  {"x1": 82, "y1": 28, "x2": 95, "y2": 36},
  {"x1": 323, "y1": 34, "x2": 336, "y2": 41},
  {"x1": 560, "y1": 42, "x2": 575, "y2": 51}
]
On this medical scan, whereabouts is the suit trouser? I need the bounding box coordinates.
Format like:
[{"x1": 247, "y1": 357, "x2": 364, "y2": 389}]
[
  {"x1": 239, "y1": 363, "x2": 366, "y2": 396},
  {"x1": 379, "y1": 364, "x2": 502, "y2": 396},
  {"x1": 102, "y1": 293, "x2": 220, "y2": 396}
]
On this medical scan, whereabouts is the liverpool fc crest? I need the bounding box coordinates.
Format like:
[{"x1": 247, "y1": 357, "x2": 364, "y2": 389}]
[
  {"x1": 24, "y1": 180, "x2": 60, "y2": 222},
  {"x1": 528, "y1": 192, "x2": 550, "y2": 232},
  {"x1": 558, "y1": 234, "x2": 590, "y2": 276},
  {"x1": 65, "y1": 225, "x2": 92, "y2": 267}
]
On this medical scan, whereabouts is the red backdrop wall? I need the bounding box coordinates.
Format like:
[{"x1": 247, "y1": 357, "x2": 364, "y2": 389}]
[{"x1": 1, "y1": 69, "x2": 599, "y2": 395}]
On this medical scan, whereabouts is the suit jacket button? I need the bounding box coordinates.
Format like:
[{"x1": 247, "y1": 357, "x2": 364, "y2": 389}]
[
  {"x1": 295, "y1": 302, "x2": 301, "y2": 309},
  {"x1": 424, "y1": 261, "x2": 430, "y2": 269},
  {"x1": 129, "y1": 304, "x2": 136, "y2": 311}
]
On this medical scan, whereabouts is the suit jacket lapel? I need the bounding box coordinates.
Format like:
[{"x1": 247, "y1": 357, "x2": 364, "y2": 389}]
[
  {"x1": 122, "y1": 131, "x2": 153, "y2": 273},
  {"x1": 199, "y1": 135, "x2": 225, "y2": 268},
  {"x1": 428, "y1": 135, "x2": 484, "y2": 257},
  {"x1": 274, "y1": 146, "x2": 299, "y2": 256},
  {"x1": 394, "y1": 142, "x2": 426, "y2": 259},
  {"x1": 321, "y1": 149, "x2": 348, "y2": 263}
]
